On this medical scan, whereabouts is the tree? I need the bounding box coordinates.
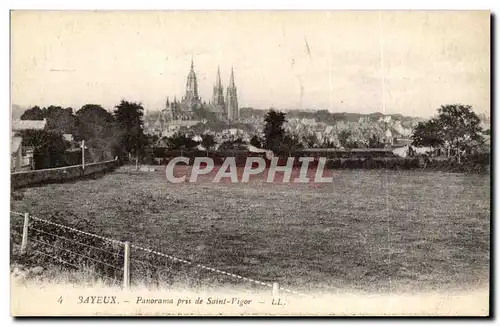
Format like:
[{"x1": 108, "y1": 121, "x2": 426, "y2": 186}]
[
  {"x1": 263, "y1": 109, "x2": 286, "y2": 152},
  {"x1": 21, "y1": 106, "x2": 44, "y2": 120},
  {"x1": 232, "y1": 122, "x2": 256, "y2": 133},
  {"x1": 368, "y1": 134, "x2": 385, "y2": 148},
  {"x1": 411, "y1": 118, "x2": 444, "y2": 148},
  {"x1": 218, "y1": 139, "x2": 247, "y2": 151},
  {"x1": 250, "y1": 135, "x2": 263, "y2": 148},
  {"x1": 314, "y1": 110, "x2": 335, "y2": 125},
  {"x1": 148, "y1": 134, "x2": 159, "y2": 146},
  {"x1": 19, "y1": 130, "x2": 69, "y2": 169},
  {"x1": 201, "y1": 134, "x2": 216, "y2": 154},
  {"x1": 189, "y1": 122, "x2": 207, "y2": 134},
  {"x1": 338, "y1": 130, "x2": 351, "y2": 148},
  {"x1": 76, "y1": 104, "x2": 123, "y2": 161},
  {"x1": 411, "y1": 104, "x2": 483, "y2": 162},
  {"x1": 282, "y1": 134, "x2": 304, "y2": 155},
  {"x1": 113, "y1": 100, "x2": 147, "y2": 159},
  {"x1": 437, "y1": 104, "x2": 482, "y2": 152},
  {"x1": 165, "y1": 133, "x2": 199, "y2": 150},
  {"x1": 303, "y1": 134, "x2": 319, "y2": 148},
  {"x1": 19, "y1": 105, "x2": 80, "y2": 167},
  {"x1": 345, "y1": 140, "x2": 359, "y2": 149},
  {"x1": 233, "y1": 137, "x2": 246, "y2": 145},
  {"x1": 21, "y1": 105, "x2": 77, "y2": 135},
  {"x1": 321, "y1": 140, "x2": 337, "y2": 148},
  {"x1": 44, "y1": 106, "x2": 77, "y2": 134}
]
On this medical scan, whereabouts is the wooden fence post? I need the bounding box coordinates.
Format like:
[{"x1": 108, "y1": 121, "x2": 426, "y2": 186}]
[
  {"x1": 21, "y1": 213, "x2": 29, "y2": 254},
  {"x1": 81, "y1": 140, "x2": 86, "y2": 170},
  {"x1": 272, "y1": 282, "x2": 279, "y2": 297},
  {"x1": 123, "y1": 241, "x2": 130, "y2": 289}
]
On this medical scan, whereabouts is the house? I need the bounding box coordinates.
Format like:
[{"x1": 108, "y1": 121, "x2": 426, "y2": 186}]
[
  {"x1": 474, "y1": 133, "x2": 491, "y2": 154},
  {"x1": 11, "y1": 118, "x2": 47, "y2": 172},
  {"x1": 11, "y1": 140, "x2": 35, "y2": 171},
  {"x1": 384, "y1": 129, "x2": 393, "y2": 146},
  {"x1": 301, "y1": 118, "x2": 317, "y2": 126},
  {"x1": 62, "y1": 133, "x2": 74, "y2": 143},
  {"x1": 392, "y1": 143, "x2": 433, "y2": 158},
  {"x1": 11, "y1": 136, "x2": 23, "y2": 171},
  {"x1": 12, "y1": 119, "x2": 47, "y2": 132}
]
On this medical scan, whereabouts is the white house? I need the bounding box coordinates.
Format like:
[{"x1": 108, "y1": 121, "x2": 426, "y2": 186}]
[
  {"x1": 11, "y1": 119, "x2": 47, "y2": 171},
  {"x1": 384, "y1": 129, "x2": 393, "y2": 145},
  {"x1": 392, "y1": 145, "x2": 433, "y2": 158}
]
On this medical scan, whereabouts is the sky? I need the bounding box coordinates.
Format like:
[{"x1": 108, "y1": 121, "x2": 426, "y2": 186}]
[{"x1": 10, "y1": 10, "x2": 490, "y2": 117}]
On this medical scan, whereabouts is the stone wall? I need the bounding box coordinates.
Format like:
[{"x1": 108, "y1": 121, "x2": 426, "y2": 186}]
[{"x1": 11, "y1": 159, "x2": 119, "y2": 189}]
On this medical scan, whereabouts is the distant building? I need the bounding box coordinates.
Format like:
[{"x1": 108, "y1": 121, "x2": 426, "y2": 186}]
[
  {"x1": 392, "y1": 145, "x2": 433, "y2": 158},
  {"x1": 162, "y1": 60, "x2": 201, "y2": 121},
  {"x1": 210, "y1": 66, "x2": 226, "y2": 120},
  {"x1": 183, "y1": 59, "x2": 201, "y2": 113},
  {"x1": 392, "y1": 138, "x2": 433, "y2": 158},
  {"x1": 12, "y1": 119, "x2": 47, "y2": 132},
  {"x1": 301, "y1": 118, "x2": 317, "y2": 126},
  {"x1": 11, "y1": 118, "x2": 47, "y2": 171},
  {"x1": 11, "y1": 136, "x2": 24, "y2": 171},
  {"x1": 162, "y1": 60, "x2": 239, "y2": 123},
  {"x1": 379, "y1": 116, "x2": 392, "y2": 123},
  {"x1": 226, "y1": 67, "x2": 239, "y2": 121},
  {"x1": 384, "y1": 129, "x2": 393, "y2": 146},
  {"x1": 63, "y1": 133, "x2": 74, "y2": 143},
  {"x1": 160, "y1": 119, "x2": 201, "y2": 138}
]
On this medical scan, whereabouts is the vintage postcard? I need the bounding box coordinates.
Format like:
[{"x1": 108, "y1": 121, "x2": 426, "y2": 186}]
[{"x1": 9, "y1": 10, "x2": 490, "y2": 316}]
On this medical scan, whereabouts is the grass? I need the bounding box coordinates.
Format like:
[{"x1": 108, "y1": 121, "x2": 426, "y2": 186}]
[{"x1": 10, "y1": 165, "x2": 490, "y2": 294}]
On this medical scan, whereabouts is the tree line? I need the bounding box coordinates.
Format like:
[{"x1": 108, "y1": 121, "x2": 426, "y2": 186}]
[
  {"x1": 17, "y1": 101, "x2": 488, "y2": 169},
  {"x1": 155, "y1": 108, "x2": 386, "y2": 156},
  {"x1": 18, "y1": 101, "x2": 148, "y2": 169},
  {"x1": 411, "y1": 104, "x2": 488, "y2": 162},
  {"x1": 138, "y1": 103, "x2": 488, "y2": 160},
  {"x1": 257, "y1": 104, "x2": 489, "y2": 162}
]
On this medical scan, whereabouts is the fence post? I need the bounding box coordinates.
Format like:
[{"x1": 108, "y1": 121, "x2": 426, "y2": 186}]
[
  {"x1": 123, "y1": 241, "x2": 130, "y2": 289},
  {"x1": 272, "y1": 282, "x2": 279, "y2": 297},
  {"x1": 21, "y1": 213, "x2": 29, "y2": 254},
  {"x1": 81, "y1": 140, "x2": 86, "y2": 170}
]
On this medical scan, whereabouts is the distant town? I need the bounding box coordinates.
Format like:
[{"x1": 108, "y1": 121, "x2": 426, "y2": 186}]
[
  {"x1": 10, "y1": 59, "x2": 491, "y2": 173},
  {"x1": 139, "y1": 60, "x2": 490, "y2": 151}
]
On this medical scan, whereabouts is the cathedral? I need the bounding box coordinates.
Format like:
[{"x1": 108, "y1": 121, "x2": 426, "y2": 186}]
[{"x1": 162, "y1": 60, "x2": 239, "y2": 121}]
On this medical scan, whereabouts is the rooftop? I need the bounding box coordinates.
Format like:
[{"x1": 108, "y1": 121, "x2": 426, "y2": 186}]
[
  {"x1": 11, "y1": 136, "x2": 22, "y2": 154},
  {"x1": 12, "y1": 119, "x2": 47, "y2": 131}
]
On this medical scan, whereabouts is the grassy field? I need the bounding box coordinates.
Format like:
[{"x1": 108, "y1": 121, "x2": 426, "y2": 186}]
[{"x1": 10, "y1": 166, "x2": 490, "y2": 294}]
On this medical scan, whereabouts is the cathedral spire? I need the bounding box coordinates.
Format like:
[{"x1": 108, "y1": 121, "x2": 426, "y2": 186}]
[
  {"x1": 228, "y1": 66, "x2": 235, "y2": 88},
  {"x1": 184, "y1": 59, "x2": 199, "y2": 103},
  {"x1": 215, "y1": 66, "x2": 222, "y2": 89},
  {"x1": 212, "y1": 65, "x2": 225, "y2": 111},
  {"x1": 184, "y1": 59, "x2": 200, "y2": 110},
  {"x1": 226, "y1": 66, "x2": 238, "y2": 121}
]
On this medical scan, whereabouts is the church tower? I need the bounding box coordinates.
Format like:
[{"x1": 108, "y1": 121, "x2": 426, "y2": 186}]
[
  {"x1": 226, "y1": 67, "x2": 239, "y2": 121},
  {"x1": 183, "y1": 59, "x2": 201, "y2": 111},
  {"x1": 163, "y1": 96, "x2": 174, "y2": 121},
  {"x1": 212, "y1": 66, "x2": 225, "y2": 111}
]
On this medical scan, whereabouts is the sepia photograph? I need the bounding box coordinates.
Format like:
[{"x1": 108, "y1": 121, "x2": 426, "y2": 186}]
[{"x1": 9, "y1": 10, "x2": 490, "y2": 316}]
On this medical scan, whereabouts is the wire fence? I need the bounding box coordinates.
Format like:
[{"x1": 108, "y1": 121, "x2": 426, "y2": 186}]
[
  {"x1": 10, "y1": 211, "x2": 302, "y2": 296},
  {"x1": 10, "y1": 211, "x2": 124, "y2": 286}
]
